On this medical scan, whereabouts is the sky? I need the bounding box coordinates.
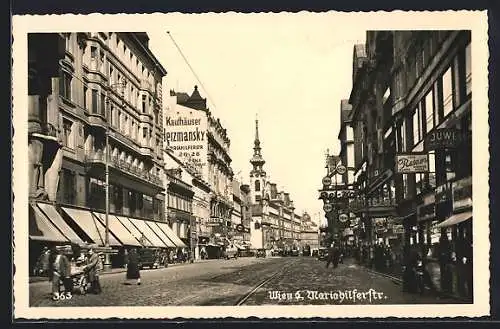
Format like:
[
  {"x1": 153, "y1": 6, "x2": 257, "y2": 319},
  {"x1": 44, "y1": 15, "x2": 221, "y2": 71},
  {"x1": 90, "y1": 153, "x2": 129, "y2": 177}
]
[{"x1": 147, "y1": 14, "x2": 366, "y2": 225}]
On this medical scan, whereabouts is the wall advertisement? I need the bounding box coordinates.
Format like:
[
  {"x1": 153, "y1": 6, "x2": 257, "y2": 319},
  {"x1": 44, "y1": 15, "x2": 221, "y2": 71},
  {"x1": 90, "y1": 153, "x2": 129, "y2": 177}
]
[{"x1": 164, "y1": 107, "x2": 208, "y2": 177}]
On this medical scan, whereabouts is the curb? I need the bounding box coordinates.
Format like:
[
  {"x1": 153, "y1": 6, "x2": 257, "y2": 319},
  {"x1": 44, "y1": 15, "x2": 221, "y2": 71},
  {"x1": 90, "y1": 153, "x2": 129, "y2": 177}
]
[{"x1": 29, "y1": 258, "x2": 229, "y2": 284}]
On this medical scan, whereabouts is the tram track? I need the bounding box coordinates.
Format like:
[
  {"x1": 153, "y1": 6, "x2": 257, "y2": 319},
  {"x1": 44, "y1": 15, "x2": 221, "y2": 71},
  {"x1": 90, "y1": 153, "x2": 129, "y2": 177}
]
[{"x1": 235, "y1": 258, "x2": 299, "y2": 306}]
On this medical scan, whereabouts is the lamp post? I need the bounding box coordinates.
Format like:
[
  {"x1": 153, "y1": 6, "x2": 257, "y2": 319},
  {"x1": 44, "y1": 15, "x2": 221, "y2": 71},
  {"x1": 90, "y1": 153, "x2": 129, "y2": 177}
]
[{"x1": 104, "y1": 79, "x2": 125, "y2": 270}]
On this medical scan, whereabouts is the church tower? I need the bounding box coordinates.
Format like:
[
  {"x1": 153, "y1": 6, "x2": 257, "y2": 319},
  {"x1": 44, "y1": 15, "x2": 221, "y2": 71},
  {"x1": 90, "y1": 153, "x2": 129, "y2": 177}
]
[{"x1": 249, "y1": 117, "x2": 267, "y2": 204}]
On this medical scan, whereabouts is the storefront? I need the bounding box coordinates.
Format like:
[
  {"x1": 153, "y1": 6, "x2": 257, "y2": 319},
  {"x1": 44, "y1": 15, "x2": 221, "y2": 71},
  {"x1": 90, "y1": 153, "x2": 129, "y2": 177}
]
[{"x1": 435, "y1": 176, "x2": 473, "y2": 299}]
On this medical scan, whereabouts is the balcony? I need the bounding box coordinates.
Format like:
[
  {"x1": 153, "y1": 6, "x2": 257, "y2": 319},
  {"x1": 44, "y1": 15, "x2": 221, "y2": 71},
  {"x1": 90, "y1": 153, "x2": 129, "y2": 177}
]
[{"x1": 84, "y1": 151, "x2": 163, "y2": 188}]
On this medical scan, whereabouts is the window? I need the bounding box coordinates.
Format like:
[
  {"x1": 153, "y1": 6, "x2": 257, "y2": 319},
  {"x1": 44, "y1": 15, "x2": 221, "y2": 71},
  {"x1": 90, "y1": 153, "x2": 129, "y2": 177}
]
[
  {"x1": 100, "y1": 93, "x2": 106, "y2": 116},
  {"x1": 425, "y1": 89, "x2": 434, "y2": 133},
  {"x1": 91, "y1": 89, "x2": 98, "y2": 114},
  {"x1": 142, "y1": 95, "x2": 147, "y2": 113},
  {"x1": 62, "y1": 119, "x2": 74, "y2": 149},
  {"x1": 62, "y1": 169, "x2": 76, "y2": 204},
  {"x1": 59, "y1": 71, "x2": 72, "y2": 100},
  {"x1": 415, "y1": 173, "x2": 424, "y2": 195},
  {"x1": 442, "y1": 67, "x2": 453, "y2": 118},
  {"x1": 412, "y1": 104, "x2": 423, "y2": 146},
  {"x1": 143, "y1": 127, "x2": 148, "y2": 139},
  {"x1": 255, "y1": 180, "x2": 260, "y2": 191},
  {"x1": 90, "y1": 46, "x2": 98, "y2": 59},
  {"x1": 124, "y1": 115, "x2": 128, "y2": 134},
  {"x1": 109, "y1": 104, "x2": 114, "y2": 126},
  {"x1": 465, "y1": 42, "x2": 471, "y2": 95},
  {"x1": 83, "y1": 86, "x2": 88, "y2": 110}
]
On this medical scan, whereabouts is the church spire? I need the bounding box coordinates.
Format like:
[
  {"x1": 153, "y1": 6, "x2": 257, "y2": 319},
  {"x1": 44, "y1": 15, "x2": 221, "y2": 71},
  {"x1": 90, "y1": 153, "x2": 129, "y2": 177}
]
[{"x1": 250, "y1": 115, "x2": 266, "y2": 176}]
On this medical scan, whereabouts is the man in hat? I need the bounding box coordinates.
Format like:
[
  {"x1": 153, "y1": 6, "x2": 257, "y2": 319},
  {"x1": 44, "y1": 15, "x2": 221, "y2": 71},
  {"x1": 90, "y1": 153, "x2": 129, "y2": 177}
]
[{"x1": 83, "y1": 248, "x2": 103, "y2": 294}]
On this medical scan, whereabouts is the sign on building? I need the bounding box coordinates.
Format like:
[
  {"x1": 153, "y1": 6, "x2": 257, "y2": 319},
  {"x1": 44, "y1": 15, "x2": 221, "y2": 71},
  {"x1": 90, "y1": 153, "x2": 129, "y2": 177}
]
[
  {"x1": 424, "y1": 128, "x2": 463, "y2": 150},
  {"x1": 395, "y1": 153, "x2": 429, "y2": 173},
  {"x1": 165, "y1": 108, "x2": 208, "y2": 176}
]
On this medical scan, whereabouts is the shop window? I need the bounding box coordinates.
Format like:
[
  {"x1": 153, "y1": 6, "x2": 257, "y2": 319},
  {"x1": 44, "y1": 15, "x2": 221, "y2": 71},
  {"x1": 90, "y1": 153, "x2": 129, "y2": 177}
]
[
  {"x1": 402, "y1": 174, "x2": 410, "y2": 200},
  {"x1": 59, "y1": 71, "x2": 72, "y2": 100},
  {"x1": 442, "y1": 67, "x2": 453, "y2": 118}
]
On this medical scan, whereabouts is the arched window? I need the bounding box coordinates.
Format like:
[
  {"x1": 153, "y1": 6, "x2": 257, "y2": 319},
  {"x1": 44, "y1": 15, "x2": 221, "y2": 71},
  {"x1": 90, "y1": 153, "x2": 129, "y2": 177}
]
[{"x1": 255, "y1": 180, "x2": 260, "y2": 191}]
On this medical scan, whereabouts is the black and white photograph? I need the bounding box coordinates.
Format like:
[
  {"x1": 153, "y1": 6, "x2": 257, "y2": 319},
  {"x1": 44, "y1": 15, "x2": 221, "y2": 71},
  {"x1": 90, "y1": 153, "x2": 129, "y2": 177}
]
[{"x1": 12, "y1": 11, "x2": 489, "y2": 319}]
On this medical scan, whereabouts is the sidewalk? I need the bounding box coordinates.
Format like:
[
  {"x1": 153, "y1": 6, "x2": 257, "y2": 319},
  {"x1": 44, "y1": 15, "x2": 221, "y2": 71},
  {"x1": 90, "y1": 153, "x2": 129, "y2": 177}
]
[
  {"x1": 363, "y1": 262, "x2": 472, "y2": 303},
  {"x1": 29, "y1": 258, "x2": 220, "y2": 284}
]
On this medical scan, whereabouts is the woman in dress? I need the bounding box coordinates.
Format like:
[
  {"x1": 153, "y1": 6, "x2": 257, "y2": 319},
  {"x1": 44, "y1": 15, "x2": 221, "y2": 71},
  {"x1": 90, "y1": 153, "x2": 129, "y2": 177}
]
[{"x1": 125, "y1": 248, "x2": 141, "y2": 285}]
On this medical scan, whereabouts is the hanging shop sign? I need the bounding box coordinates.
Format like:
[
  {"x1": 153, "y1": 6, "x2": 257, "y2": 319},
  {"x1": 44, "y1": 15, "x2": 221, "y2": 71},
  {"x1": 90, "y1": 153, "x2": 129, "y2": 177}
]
[
  {"x1": 452, "y1": 176, "x2": 472, "y2": 211},
  {"x1": 395, "y1": 153, "x2": 429, "y2": 173},
  {"x1": 323, "y1": 203, "x2": 333, "y2": 213},
  {"x1": 336, "y1": 165, "x2": 347, "y2": 175},
  {"x1": 322, "y1": 176, "x2": 332, "y2": 186},
  {"x1": 424, "y1": 128, "x2": 463, "y2": 151},
  {"x1": 320, "y1": 189, "x2": 356, "y2": 199},
  {"x1": 338, "y1": 213, "x2": 349, "y2": 223},
  {"x1": 206, "y1": 217, "x2": 223, "y2": 226},
  {"x1": 417, "y1": 193, "x2": 436, "y2": 222},
  {"x1": 236, "y1": 224, "x2": 244, "y2": 233},
  {"x1": 392, "y1": 224, "x2": 405, "y2": 234}
]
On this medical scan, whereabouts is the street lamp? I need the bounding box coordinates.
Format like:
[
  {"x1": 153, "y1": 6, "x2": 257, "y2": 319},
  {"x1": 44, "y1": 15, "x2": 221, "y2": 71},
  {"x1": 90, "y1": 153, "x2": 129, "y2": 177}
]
[{"x1": 103, "y1": 78, "x2": 125, "y2": 270}]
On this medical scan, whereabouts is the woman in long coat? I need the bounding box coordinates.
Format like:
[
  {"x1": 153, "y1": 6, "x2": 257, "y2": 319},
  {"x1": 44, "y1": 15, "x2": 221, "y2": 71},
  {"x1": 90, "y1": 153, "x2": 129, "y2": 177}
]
[{"x1": 126, "y1": 248, "x2": 141, "y2": 285}]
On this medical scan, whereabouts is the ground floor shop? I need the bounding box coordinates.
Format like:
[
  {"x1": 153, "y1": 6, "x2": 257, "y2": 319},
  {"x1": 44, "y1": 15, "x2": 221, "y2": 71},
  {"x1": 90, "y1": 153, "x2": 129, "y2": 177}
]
[{"x1": 29, "y1": 201, "x2": 186, "y2": 275}]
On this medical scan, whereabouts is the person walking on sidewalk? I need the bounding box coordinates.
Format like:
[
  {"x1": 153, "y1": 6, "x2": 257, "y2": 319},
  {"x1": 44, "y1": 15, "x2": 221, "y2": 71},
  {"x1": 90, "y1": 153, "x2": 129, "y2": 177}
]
[
  {"x1": 84, "y1": 248, "x2": 103, "y2": 294},
  {"x1": 326, "y1": 243, "x2": 340, "y2": 269},
  {"x1": 125, "y1": 248, "x2": 141, "y2": 285}
]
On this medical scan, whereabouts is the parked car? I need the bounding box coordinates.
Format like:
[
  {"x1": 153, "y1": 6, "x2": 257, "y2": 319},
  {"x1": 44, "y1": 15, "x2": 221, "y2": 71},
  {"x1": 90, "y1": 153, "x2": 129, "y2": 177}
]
[
  {"x1": 312, "y1": 249, "x2": 319, "y2": 258},
  {"x1": 290, "y1": 248, "x2": 299, "y2": 257},
  {"x1": 256, "y1": 248, "x2": 266, "y2": 258},
  {"x1": 303, "y1": 245, "x2": 311, "y2": 256},
  {"x1": 317, "y1": 247, "x2": 328, "y2": 261},
  {"x1": 138, "y1": 248, "x2": 160, "y2": 269},
  {"x1": 225, "y1": 245, "x2": 239, "y2": 259}
]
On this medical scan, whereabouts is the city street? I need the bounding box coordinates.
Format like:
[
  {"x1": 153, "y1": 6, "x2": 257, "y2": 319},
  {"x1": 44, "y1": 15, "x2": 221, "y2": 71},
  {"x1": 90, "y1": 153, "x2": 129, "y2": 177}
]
[{"x1": 29, "y1": 256, "x2": 464, "y2": 307}]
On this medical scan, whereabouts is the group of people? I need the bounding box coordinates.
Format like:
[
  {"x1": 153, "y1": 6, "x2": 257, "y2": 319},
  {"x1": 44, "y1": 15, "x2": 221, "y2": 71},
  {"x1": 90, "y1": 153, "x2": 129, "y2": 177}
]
[
  {"x1": 356, "y1": 243, "x2": 397, "y2": 273},
  {"x1": 35, "y1": 245, "x2": 103, "y2": 300}
]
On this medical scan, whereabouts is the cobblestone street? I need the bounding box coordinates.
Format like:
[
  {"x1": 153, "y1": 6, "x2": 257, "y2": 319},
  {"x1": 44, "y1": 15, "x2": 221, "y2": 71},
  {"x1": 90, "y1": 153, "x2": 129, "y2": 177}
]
[{"x1": 29, "y1": 256, "x2": 465, "y2": 307}]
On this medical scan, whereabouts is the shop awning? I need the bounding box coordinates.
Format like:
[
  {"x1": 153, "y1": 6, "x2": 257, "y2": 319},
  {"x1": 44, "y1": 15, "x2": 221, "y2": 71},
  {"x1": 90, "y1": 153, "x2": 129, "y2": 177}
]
[
  {"x1": 115, "y1": 216, "x2": 154, "y2": 247},
  {"x1": 93, "y1": 212, "x2": 142, "y2": 247},
  {"x1": 155, "y1": 221, "x2": 187, "y2": 248},
  {"x1": 145, "y1": 221, "x2": 176, "y2": 248},
  {"x1": 233, "y1": 242, "x2": 245, "y2": 250},
  {"x1": 36, "y1": 203, "x2": 84, "y2": 245},
  {"x1": 29, "y1": 204, "x2": 69, "y2": 243},
  {"x1": 127, "y1": 217, "x2": 168, "y2": 248},
  {"x1": 435, "y1": 211, "x2": 472, "y2": 228},
  {"x1": 61, "y1": 207, "x2": 121, "y2": 246}
]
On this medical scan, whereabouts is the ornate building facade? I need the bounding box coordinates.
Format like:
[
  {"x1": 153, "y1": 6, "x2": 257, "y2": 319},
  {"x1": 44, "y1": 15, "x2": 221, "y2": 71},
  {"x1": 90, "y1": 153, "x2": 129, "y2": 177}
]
[{"x1": 165, "y1": 86, "x2": 234, "y2": 253}]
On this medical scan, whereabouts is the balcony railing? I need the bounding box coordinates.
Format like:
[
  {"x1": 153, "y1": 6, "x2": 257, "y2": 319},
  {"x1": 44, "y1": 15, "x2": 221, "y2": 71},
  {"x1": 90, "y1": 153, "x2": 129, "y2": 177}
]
[{"x1": 84, "y1": 151, "x2": 162, "y2": 187}]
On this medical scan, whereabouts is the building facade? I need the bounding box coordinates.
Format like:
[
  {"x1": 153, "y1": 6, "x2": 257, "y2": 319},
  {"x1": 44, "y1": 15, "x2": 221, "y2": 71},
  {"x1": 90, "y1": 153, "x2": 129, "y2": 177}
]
[
  {"x1": 165, "y1": 86, "x2": 234, "y2": 256},
  {"x1": 248, "y1": 119, "x2": 298, "y2": 251},
  {"x1": 342, "y1": 30, "x2": 472, "y2": 298},
  {"x1": 27, "y1": 32, "x2": 193, "y2": 272},
  {"x1": 299, "y1": 212, "x2": 320, "y2": 252}
]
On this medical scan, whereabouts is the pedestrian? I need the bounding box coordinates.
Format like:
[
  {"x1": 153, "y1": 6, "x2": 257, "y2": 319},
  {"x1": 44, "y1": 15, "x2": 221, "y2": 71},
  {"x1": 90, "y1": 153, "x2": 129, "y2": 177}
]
[
  {"x1": 83, "y1": 248, "x2": 103, "y2": 294},
  {"x1": 326, "y1": 243, "x2": 339, "y2": 269},
  {"x1": 51, "y1": 247, "x2": 72, "y2": 300},
  {"x1": 35, "y1": 246, "x2": 51, "y2": 276},
  {"x1": 125, "y1": 248, "x2": 141, "y2": 285}
]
